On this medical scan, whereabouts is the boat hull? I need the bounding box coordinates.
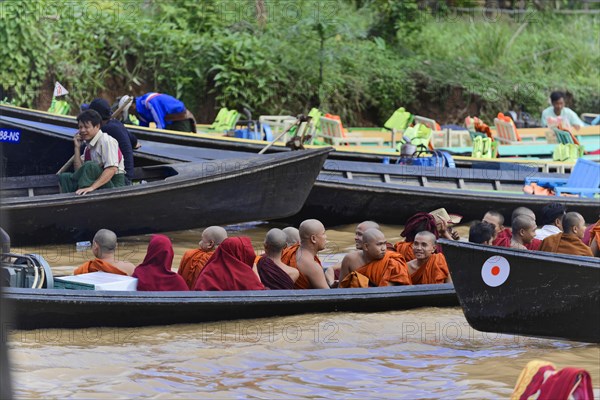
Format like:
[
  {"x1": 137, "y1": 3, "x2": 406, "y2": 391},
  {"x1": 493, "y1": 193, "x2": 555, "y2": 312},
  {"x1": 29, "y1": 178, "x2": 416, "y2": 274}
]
[
  {"x1": 441, "y1": 240, "x2": 600, "y2": 343},
  {"x1": 2, "y1": 284, "x2": 458, "y2": 330}
]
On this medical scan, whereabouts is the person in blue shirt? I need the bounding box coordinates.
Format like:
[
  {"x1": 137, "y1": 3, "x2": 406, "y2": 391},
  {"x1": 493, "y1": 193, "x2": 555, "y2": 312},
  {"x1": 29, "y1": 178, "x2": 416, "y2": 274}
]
[
  {"x1": 131, "y1": 93, "x2": 196, "y2": 133},
  {"x1": 540, "y1": 91, "x2": 586, "y2": 130}
]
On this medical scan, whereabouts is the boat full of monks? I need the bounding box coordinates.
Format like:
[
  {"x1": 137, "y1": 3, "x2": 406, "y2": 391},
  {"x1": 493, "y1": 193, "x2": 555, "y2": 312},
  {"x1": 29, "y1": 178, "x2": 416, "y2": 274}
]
[
  {"x1": 2, "y1": 113, "x2": 597, "y2": 227},
  {"x1": 1, "y1": 104, "x2": 593, "y2": 172},
  {"x1": 440, "y1": 239, "x2": 600, "y2": 343},
  {"x1": 0, "y1": 148, "x2": 330, "y2": 246}
]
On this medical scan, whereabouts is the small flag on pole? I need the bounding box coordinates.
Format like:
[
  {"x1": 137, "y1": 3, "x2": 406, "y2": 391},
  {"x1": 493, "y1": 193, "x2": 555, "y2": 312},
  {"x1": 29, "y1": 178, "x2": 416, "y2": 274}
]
[{"x1": 53, "y1": 81, "x2": 69, "y2": 97}]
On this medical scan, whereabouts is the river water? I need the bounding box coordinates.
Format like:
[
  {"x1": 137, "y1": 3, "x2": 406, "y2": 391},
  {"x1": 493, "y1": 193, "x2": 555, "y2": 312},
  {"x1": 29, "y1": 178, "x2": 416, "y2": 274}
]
[{"x1": 7, "y1": 222, "x2": 600, "y2": 398}]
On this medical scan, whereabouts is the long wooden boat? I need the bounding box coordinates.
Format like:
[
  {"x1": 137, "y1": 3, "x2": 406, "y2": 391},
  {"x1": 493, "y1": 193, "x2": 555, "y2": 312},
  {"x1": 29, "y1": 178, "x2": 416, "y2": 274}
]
[
  {"x1": 0, "y1": 148, "x2": 330, "y2": 245},
  {"x1": 441, "y1": 239, "x2": 600, "y2": 343},
  {"x1": 1, "y1": 284, "x2": 458, "y2": 330},
  {"x1": 2, "y1": 115, "x2": 597, "y2": 227},
  {"x1": 3, "y1": 104, "x2": 595, "y2": 172}
]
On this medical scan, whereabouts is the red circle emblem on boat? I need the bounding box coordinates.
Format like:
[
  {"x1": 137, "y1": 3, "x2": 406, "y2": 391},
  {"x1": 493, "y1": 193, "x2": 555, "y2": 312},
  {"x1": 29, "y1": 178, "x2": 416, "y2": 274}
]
[{"x1": 481, "y1": 256, "x2": 510, "y2": 287}]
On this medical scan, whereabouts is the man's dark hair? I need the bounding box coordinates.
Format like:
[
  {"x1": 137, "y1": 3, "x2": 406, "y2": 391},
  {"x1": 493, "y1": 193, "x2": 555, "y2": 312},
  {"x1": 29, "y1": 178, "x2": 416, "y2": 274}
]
[
  {"x1": 540, "y1": 202, "x2": 567, "y2": 226},
  {"x1": 469, "y1": 222, "x2": 495, "y2": 244},
  {"x1": 77, "y1": 109, "x2": 102, "y2": 127},
  {"x1": 550, "y1": 91, "x2": 565, "y2": 103}
]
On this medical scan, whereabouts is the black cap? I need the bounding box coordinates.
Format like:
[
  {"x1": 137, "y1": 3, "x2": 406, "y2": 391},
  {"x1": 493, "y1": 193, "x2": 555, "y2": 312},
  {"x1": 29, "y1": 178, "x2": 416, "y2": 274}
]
[{"x1": 88, "y1": 98, "x2": 112, "y2": 120}]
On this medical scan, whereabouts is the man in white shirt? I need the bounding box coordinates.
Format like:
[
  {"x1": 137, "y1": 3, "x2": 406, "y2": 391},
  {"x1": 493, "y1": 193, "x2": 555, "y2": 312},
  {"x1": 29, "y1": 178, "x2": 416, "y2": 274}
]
[
  {"x1": 59, "y1": 109, "x2": 127, "y2": 195},
  {"x1": 540, "y1": 91, "x2": 586, "y2": 129},
  {"x1": 535, "y1": 202, "x2": 566, "y2": 240}
]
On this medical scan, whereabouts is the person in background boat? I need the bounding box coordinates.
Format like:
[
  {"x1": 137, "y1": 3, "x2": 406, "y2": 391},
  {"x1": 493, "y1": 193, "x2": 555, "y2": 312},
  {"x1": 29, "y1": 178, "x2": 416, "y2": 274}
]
[
  {"x1": 281, "y1": 219, "x2": 330, "y2": 289},
  {"x1": 468, "y1": 222, "x2": 496, "y2": 245},
  {"x1": 482, "y1": 210, "x2": 505, "y2": 241},
  {"x1": 540, "y1": 212, "x2": 593, "y2": 257},
  {"x1": 339, "y1": 228, "x2": 411, "y2": 288},
  {"x1": 130, "y1": 92, "x2": 197, "y2": 133},
  {"x1": 256, "y1": 229, "x2": 299, "y2": 290},
  {"x1": 282, "y1": 227, "x2": 300, "y2": 247},
  {"x1": 112, "y1": 95, "x2": 140, "y2": 127},
  {"x1": 493, "y1": 207, "x2": 542, "y2": 250},
  {"x1": 510, "y1": 216, "x2": 537, "y2": 250},
  {"x1": 58, "y1": 110, "x2": 127, "y2": 195},
  {"x1": 511, "y1": 359, "x2": 594, "y2": 400},
  {"x1": 407, "y1": 231, "x2": 451, "y2": 284},
  {"x1": 540, "y1": 91, "x2": 586, "y2": 130},
  {"x1": 178, "y1": 226, "x2": 228, "y2": 289},
  {"x1": 133, "y1": 235, "x2": 189, "y2": 291},
  {"x1": 535, "y1": 203, "x2": 566, "y2": 240},
  {"x1": 194, "y1": 237, "x2": 265, "y2": 291},
  {"x1": 87, "y1": 98, "x2": 136, "y2": 180},
  {"x1": 73, "y1": 229, "x2": 135, "y2": 276}
]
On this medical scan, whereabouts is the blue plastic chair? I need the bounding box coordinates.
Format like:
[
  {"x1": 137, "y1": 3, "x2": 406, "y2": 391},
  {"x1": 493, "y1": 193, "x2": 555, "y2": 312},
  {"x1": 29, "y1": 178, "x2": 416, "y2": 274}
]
[{"x1": 525, "y1": 158, "x2": 600, "y2": 198}]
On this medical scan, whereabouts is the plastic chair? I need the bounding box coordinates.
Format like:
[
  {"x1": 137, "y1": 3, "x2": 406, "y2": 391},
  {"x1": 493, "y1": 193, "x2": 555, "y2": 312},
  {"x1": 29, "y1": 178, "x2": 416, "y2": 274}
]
[
  {"x1": 384, "y1": 107, "x2": 413, "y2": 148},
  {"x1": 397, "y1": 123, "x2": 433, "y2": 150},
  {"x1": 209, "y1": 107, "x2": 230, "y2": 130},
  {"x1": 525, "y1": 158, "x2": 600, "y2": 198},
  {"x1": 494, "y1": 117, "x2": 522, "y2": 144}
]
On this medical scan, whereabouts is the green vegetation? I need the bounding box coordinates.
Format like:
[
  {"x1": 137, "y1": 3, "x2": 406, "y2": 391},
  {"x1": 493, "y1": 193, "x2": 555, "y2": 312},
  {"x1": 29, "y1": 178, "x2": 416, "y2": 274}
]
[{"x1": 1, "y1": 0, "x2": 598, "y2": 125}]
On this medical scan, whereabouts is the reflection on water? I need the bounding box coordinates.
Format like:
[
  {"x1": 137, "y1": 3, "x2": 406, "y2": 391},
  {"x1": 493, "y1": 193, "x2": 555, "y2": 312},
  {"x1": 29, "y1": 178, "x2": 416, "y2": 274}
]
[{"x1": 7, "y1": 222, "x2": 600, "y2": 398}]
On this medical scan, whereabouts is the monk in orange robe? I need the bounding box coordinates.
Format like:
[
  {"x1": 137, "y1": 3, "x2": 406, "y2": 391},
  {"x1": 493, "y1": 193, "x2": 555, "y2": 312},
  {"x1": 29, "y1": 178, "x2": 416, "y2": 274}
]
[
  {"x1": 178, "y1": 226, "x2": 227, "y2": 289},
  {"x1": 73, "y1": 229, "x2": 135, "y2": 276},
  {"x1": 591, "y1": 220, "x2": 600, "y2": 257},
  {"x1": 280, "y1": 219, "x2": 329, "y2": 289},
  {"x1": 540, "y1": 212, "x2": 593, "y2": 257},
  {"x1": 407, "y1": 231, "x2": 450, "y2": 284},
  {"x1": 339, "y1": 228, "x2": 411, "y2": 288},
  {"x1": 394, "y1": 241, "x2": 415, "y2": 262}
]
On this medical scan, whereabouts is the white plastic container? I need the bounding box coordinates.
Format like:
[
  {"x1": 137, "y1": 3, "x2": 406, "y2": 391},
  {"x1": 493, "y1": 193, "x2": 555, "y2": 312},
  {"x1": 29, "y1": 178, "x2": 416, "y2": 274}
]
[{"x1": 54, "y1": 272, "x2": 137, "y2": 291}]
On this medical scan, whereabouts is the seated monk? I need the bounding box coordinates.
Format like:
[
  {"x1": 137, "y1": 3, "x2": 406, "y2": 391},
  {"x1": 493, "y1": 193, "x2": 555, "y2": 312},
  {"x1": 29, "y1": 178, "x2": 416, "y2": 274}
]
[
  {"x1": 590, "y1": 219, "x2": 600, "y2": 257},
  {"x1": 482, "y1": 210, "x2": 506, "y2": 244},
  {"x1": 468, "y1": 221, "x2": 496, "y2": 245},
  {"x1": 133, "y1": 235, "x2": 189, "y2": 291},
  {"x1": 540, "y1": 212, "x2": 593, "y2": 257},
  {"x1": 178, "y1": 226, "x2": 227, "y2": 289},
  {"x1": 394, "y1": 212, "x2": 438, "y2": 261},
  {"x1": 582, "y1": 215, "x2": 599, "y2": 246},
  {"x1": 489, "y1": 207, "x2": 542, "y2": 250},
  {"x1": 256, "y1": 229, "x2": 299, "y2": 290},
  {"x1": 282, "y1": 226, "x2": 300, "y2": 247},
  {"x1": 281, "y1": 219, "x2": 329, "y2": 289},
  {"x1": 510, "y1": 216, "x2": 537, "y2": 250},
  {"x1": 194, "y1": 237, "x2": 265, "y2": 291},
  {"x1": 74, "y1": 229, "x2": 135, "y2": 276},
  {"x1": 407, "y1": 231, "x2": 451, "y2": 284},
  {"x1": 326, "y1": 220, "x2": 381, "y2": 287},
  {"x1": 339, "y1": 228, "x2": 411, "y2": 288}
]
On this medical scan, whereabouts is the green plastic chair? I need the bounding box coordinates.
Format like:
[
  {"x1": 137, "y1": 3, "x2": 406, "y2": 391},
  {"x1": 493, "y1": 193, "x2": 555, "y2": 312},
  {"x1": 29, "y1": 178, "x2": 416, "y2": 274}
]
[
  {"x1": 209, "y1": 107, "x2": 230, "y2": 130},
  {"x1": 553, "y1": 143, "x2": 584, "y2": 162},
  {"x1": 384, "y1": 107, "x2": 413, "y2": 148},
  {"x1": 395, "y1": 123, "x2": 432, "y2": 150},
  {"x1": 552, "y1": 128, "x2": 575, "y2": 145},
  {"x1": 48, "y1": 98, "x2": 70, "y2": 115},
  {"x1": 471, "y1": 136, "x2": 497, "y2": 159}
]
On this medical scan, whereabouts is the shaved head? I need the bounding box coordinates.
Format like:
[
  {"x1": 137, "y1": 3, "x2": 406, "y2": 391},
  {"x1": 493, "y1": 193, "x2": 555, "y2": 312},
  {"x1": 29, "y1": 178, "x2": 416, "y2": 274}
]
[
  {"x1": 362, "y1": 228, "x2": 385, "y2": 245},
  {"x1": 512, "y1": 207, "x2": 536, "y2": 223},
  {"x1": 415, "y1": 231, "x2": 436, "y2": 246},
  {"x1": 299, "y1": 219, "x2": 325, "y2": 241},
  {"x1": 362, "y1": 228, "x2": 387, "y2": 260},
  {"x1": 512, "y1": 215, "x2": 536, "y2": 234},
  {"x1": 355, "y1": 220, "x2": 380, "y2": 249},
  {"x1": 483, "y1": 210, "x2": 504, "y2": 226},
  {"x1": 282, "y1": 227, "x2": 300, "y2": 246},
  {"x1": 563, "y1": 212, "x2": 585, "y2": 235},
  {"x1": 203, "y1": 226, "x2": 227, "y2": 244},
  {"x1": 264, "y1": 228, "x2": 287, "y2": 255},
  {"x1": 93, "y1": 229, "x2": 117, "y2": 255}
]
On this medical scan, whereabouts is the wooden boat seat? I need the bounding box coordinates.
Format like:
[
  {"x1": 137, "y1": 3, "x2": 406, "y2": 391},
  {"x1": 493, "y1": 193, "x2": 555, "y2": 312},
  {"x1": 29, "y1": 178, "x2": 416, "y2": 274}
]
[{"x1": 0, "y1": 175, "x2": 60, "y2": 197}]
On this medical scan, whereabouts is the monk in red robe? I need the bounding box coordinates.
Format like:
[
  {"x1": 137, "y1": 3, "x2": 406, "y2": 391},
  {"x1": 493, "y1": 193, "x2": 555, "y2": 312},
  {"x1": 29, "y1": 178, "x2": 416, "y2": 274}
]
[
  {"x1": 133, "y1": 235, "x2": 189, "y2": 291},
  {"x1": 407, "y1": 231, "x2": 451, "y2": 284},
  {"x1": 74, "y1": 229, "x2": 135, "y2": 276},
  {"x1": 509, "y1": 216, "x2": 538, "y2": 250},
  {"x1": 256, "y1": 229, "x2": 299, "y2": 290},
  {"x1": 178, "y1": 226, "x2": 227, "y2": 289},
  {"x1": 394, "y1": 212, "x2": 438, "y2": 261},
  {"x1": 540, "y1": 212, "x2": 593, "y2": 257},
  {"x1": 339, "y1": 229, "x2": 411, "y2": 288},
  {"x1": 194, "y1": 237, "x2": 265, "y2": 291},
  {"x1": 590, "y1": 220, "x2": 600, "y2": 257},
  {"x1": 488, "y1": 208, "x2": 542, "y2": 250},
  {"x1": 280, "y1": 219, "x2": 329, "y2": 289}
]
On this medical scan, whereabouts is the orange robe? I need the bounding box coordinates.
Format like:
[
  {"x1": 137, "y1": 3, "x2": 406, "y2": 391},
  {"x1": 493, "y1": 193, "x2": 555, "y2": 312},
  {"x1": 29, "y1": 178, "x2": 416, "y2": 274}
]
[
  {"x1": 540, "y1": 233, "x2": 593, "y2": 257},
  {"x1": 339, "y1": 251, "x2": 412, "y2": 288},
  {"x1": 410, "y1": 253, "x2": 449, "y2": 285},
  {"x1": 280, "y1": 244, "x2": 322, "y2": 289},
  {"x1": 178, "y1": 249, "x2": 214, "y2": 289},
  {"x1": 74, "y1": 258, "x2": 127, "y2": 276},
  {"x1": 591, "y1": 221, "x2": 600, "y2": 251},
  {"x1": 394, "y1": 241, "x2": 415, "y2": 262}
]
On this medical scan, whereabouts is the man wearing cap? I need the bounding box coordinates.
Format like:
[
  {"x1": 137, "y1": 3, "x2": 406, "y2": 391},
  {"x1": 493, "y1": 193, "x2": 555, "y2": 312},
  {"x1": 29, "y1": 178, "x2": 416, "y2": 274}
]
[
  {"x1": 58, "y1": 109, "x2": 127, "y2": 195},
  {"x1": 535, "y1": 203, "x2": 566, "y2": 240},
  {"x1": 131, "y1": 92, "x2": 196, "y2": 133},
  {"x1": 88, "y1": 98, "x2": 135, "y2": 180}
]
